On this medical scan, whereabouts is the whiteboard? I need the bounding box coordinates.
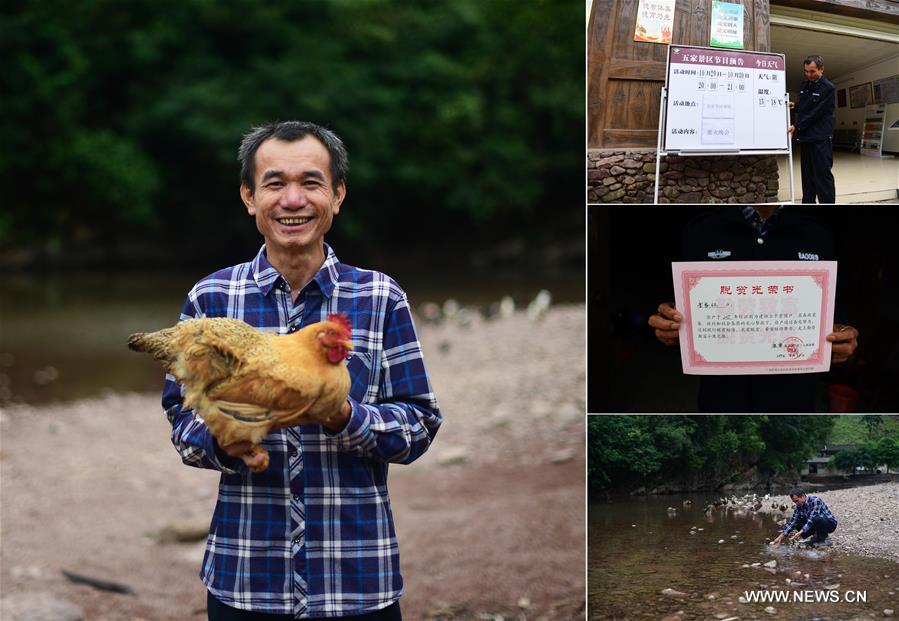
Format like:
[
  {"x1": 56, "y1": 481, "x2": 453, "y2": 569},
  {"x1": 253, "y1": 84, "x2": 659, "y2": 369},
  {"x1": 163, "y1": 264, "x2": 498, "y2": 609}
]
[{"x1": 662, "y1": 45, "x2": 789, "y2": 153}]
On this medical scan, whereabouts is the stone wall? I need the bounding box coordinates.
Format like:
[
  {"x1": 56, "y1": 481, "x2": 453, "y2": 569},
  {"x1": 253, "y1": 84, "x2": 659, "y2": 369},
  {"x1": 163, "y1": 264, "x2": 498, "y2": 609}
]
[{"x1": 588, "y1": 149, "x2": 780, "y2": 203}]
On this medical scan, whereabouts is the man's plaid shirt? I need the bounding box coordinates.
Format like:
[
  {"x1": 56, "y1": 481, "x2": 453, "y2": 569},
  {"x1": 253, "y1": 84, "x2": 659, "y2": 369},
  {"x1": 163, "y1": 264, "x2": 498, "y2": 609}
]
[
  {"x1": 161, "y1": 244, "x2": 441, "y2": 618},
  {"x1": 782, "y1": 494, "x2": 837, "y2": 535}
]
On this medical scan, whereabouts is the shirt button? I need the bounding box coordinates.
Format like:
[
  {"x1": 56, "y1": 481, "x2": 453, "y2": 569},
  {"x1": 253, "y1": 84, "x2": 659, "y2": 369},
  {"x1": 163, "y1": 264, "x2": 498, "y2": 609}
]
[
  {"x1": 757, "y1": 237, "x2": 764, "y2": 245},
  {"x1": 292, "y1": 494, "x2": 299, "y2": 501},
  {"x1": 293, "y1": 537, "x2": 300, "y2": 545}
]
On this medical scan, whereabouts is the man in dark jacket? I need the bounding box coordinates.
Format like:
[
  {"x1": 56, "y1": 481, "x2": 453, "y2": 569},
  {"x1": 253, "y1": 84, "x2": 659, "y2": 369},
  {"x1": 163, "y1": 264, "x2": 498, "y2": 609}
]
[
  {"x1": 648, "y1": 205, "x2": 859, "y2": 412},
  {"x1": 789, "y1": 55, "x2": 836, "y2": 204}
]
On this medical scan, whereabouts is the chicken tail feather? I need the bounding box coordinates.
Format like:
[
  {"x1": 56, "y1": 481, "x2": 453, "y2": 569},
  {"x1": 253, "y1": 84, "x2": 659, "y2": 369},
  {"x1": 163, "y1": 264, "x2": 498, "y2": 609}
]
[
  {"x1": 127, "y1": 328, "x2": 177, "y2": 366},
  {"x1": 127, "y1": 332, "x2": 148, "y2": 352}
]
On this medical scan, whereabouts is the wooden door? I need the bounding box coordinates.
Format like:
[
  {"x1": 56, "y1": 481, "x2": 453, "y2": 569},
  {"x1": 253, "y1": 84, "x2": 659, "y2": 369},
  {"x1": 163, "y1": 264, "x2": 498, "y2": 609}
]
[{"x1": 588, "y1": 0, "x2": 771, "y2": 149}]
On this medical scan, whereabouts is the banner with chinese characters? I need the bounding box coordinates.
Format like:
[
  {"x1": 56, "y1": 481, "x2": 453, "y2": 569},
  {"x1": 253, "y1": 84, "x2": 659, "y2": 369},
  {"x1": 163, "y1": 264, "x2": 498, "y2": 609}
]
[
  {"x1": 663, "y1": 45, "x2": 789, "y2": 153},
  {"x1": 709, "y1": 1, "x2": 744, "y2": 49},
  {"x1": 634, "y1": 0, "x2": 676, "y2": 44},
  {"x1": 672, "y1": 261, "x2": 837, "y2": 375}
]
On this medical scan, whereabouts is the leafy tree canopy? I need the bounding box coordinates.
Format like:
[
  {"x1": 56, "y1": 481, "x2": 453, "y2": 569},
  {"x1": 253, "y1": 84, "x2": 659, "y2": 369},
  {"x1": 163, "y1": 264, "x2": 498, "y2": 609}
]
[
  {"x1": 1, "y1": 0, "x2": 583, "y2": 265},
  {"x1": 588, "y1": 416, "x2": 835, "y2": 492}
]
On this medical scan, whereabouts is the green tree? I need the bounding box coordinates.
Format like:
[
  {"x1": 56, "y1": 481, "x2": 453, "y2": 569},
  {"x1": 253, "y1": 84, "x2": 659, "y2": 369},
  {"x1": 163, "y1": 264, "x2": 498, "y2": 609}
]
[
  {"x1": 858, "y1": 444, "x2": 881, "y2": 470},
  {"x1": 758, "y1": 416, "x2": 833, "y2": 473},
  {"x1": 1, "y1": 0, "x2": 583, "y2": 265},
  {"x1": 861, "y1": 415, "x2": 884, "y2": 439},
  {"x1": 832, "y1": 444, "x2": 881, "y2": 473},
  {"x1": 831, "y1": 448, "x2": 860, "y2": 473},
  {"x1": 876, "y1": 437, "x2": 899, "y2": 473},
  {"x1": 588, "y1": 416, "x2": 662, "y2": 489},
  {"x1": 587, "y1": 415, "x2": 834, "y2": 492}
]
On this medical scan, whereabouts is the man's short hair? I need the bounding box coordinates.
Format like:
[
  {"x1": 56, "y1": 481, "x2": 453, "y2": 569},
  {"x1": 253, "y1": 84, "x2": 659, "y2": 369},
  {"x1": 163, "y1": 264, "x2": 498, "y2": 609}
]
[
  {"x1": 803, "y1": 55, "x2": 824, "y2": 69},
  {"x1": 788, "y1": 486, "x2": 807, "y2": 498},
  {"x1": 238, "y1": 121, "x2": 348, "y2": 193}
]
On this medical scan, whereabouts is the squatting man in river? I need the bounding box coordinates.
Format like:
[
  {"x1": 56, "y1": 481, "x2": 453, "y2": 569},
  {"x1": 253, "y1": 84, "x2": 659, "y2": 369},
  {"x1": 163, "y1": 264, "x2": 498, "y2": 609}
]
[{"x1": 770, "y1": 487, "x2": 837, "y2": 547}]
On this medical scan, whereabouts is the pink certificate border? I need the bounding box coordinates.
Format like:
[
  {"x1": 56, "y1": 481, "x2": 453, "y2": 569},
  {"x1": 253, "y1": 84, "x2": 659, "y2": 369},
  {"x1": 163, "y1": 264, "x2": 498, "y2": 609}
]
[{"x1": 672, "y1": 261, "x2": 837, "y2": 375}]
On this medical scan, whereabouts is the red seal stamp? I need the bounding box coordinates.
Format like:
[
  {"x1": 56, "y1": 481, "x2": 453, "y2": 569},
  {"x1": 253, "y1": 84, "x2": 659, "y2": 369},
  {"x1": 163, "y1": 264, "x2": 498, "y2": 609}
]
[{"x1": 782, "y1": 336, "x2": 803, "y2": 359}]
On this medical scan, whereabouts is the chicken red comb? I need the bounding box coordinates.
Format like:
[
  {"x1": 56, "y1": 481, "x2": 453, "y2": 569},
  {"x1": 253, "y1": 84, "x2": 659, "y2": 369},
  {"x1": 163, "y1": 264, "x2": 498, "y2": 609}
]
[{"x1": 327, "y1": 313, "x2": 352, "y2": 338}]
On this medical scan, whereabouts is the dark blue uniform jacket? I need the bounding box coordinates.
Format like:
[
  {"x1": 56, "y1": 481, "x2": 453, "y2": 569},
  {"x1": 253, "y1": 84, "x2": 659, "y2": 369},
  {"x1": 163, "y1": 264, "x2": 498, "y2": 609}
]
[{"x1": 794, "y1": 75, "x2": 835, "y2": 142}]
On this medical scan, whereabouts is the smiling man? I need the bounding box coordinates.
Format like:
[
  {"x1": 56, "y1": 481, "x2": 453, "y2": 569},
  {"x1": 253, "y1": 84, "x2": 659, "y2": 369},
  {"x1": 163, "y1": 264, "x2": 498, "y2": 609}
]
[{"x1": 162, "y1": 121, "x2": 441, "y2": 620}]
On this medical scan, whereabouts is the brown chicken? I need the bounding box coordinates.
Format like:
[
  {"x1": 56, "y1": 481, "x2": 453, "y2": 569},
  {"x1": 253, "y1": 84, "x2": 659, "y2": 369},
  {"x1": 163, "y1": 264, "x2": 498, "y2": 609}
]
[{"x1": 128, "y1": 314, "x2": 353, "y2": 472}]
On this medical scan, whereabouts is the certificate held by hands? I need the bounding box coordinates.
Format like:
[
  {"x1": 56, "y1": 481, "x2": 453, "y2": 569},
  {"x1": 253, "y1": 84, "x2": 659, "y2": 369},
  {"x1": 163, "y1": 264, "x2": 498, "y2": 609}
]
[{"x1": 672, "y1": 261, "x2": 837, "y2": 375}]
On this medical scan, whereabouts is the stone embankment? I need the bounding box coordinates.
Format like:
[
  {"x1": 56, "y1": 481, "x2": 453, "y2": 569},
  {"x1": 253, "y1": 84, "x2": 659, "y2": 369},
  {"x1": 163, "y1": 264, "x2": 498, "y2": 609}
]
[{"x1": 588, "y1": 150, "x2": 779, "y2": 203}]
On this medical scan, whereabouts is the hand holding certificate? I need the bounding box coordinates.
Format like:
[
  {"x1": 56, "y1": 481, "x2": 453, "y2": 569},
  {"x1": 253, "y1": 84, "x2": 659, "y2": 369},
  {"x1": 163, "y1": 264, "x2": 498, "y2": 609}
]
[{"x1": 671, "y1": 261, "x2": 837, "y2": 375}]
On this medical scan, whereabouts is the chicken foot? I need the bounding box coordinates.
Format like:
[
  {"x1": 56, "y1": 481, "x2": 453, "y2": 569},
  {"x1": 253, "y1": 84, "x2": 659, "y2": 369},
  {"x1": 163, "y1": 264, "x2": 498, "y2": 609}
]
[{"x1": 246, "y1": 445, "x2": 270, "y2": 473}]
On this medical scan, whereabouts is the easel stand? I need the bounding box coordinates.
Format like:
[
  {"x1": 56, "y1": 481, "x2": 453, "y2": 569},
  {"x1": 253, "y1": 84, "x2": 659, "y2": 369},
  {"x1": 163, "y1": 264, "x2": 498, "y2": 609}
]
[{"x1": 653, "y1": 87, "x2": 796, "y2": 205}]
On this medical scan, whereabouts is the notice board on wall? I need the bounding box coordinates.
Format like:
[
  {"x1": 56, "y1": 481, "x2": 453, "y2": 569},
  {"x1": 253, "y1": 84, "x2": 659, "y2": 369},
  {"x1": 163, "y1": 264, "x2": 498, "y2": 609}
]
[
  {"x1": 662, "y1": 45, "x2": 789, "y2": 153},
  {"x1": 873, "y1": 75, "x2": 899, "y2": 105}
]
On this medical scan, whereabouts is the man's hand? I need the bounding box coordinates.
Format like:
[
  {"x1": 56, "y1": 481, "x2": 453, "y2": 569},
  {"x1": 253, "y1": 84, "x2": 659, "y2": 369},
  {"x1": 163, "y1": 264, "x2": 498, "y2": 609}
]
[
  {"x1": 771, "y1": 533, "x2": 784, "y2": 547},
  {"x1": 216, "y1": 401, "x2": 351, "y2": 468},
  {"x1": 321, "y1": 399, "x2": 352, "y2": 433},
  {"x1": 218, "y1": 440, "x2": 267, "y2": 470},
  {"x1": 788, "y1": 125, "x2": 796, "y2": 135},
  {"x1": 789, "y1": 530, "x2": 803, "y2": 543},
  {"x1": 827, "y1": 324, "x2": 858, "y2": 364},
  {"x1": 648, "y1": 302, "x2": 682, "y2": 346}
]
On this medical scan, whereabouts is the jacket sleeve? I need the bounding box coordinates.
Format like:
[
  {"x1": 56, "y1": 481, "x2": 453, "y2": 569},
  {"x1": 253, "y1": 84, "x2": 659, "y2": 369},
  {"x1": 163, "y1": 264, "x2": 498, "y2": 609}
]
[
  {"x1": 161, "y1": 294, "x2": 244, "y2": 474},
  {"x1": 782, "y1": 507, "x2": 800, "y2": 534},
  {"x1": 324, "y1": 293, "x2": 442, "y2": 464},
  {"x1": 801, "y1": 498, "x2": 823, "y2": 533},
  {"x1": 796, "y1": 81, "x2": 835, "y2": 133}
]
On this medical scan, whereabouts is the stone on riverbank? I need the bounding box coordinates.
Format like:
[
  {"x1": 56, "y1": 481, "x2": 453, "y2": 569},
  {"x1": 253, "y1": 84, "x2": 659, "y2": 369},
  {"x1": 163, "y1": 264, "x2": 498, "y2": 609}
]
[
  {"x1": 156, "y1": 518, "x2": 209, "y2": 543},
  {"x1": 0, "y1": 592, "x2": 84, "y2": 621}
]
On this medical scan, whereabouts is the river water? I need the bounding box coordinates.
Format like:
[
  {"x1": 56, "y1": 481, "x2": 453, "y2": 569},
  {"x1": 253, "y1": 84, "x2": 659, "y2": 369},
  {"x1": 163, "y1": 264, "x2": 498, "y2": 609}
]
[
  {"x1": 0, "y1": 268, "x2": 582, "y2": 406},
  {"x1": 589, "y1": 494, "x2": 897, "y2": 620}
]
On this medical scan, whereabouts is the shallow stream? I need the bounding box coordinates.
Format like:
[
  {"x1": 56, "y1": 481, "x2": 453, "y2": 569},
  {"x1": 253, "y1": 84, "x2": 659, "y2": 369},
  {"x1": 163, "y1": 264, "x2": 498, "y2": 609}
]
[{"x1": 589, "y1": 494, "x2": 897, "y2": 620}]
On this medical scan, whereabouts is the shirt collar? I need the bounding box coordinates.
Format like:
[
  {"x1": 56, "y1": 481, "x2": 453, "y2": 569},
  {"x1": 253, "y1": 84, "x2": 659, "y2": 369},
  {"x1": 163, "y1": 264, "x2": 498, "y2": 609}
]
[
  {"x1": 250, "y1": 243, "x2": 341, "y2": 298},
  {"x1": 250, "y1": 245, "x2": 281, "y2": 296},
  {"x1": 314, "y1": 243, "x2": 340, "y2": 299},
  {"x1": 741, "y1": 205, "x2": 785, "y2": 236}
]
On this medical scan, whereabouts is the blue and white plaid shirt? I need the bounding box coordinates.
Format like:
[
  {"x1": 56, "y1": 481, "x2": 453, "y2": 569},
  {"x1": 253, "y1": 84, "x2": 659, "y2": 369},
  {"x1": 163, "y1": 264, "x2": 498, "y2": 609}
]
[
  {"x1": 161, "y1": 244, "x2": 441, "y2": 618},
  {"x1": 782, "y1": 494, "x2": 837, "y2": 535}
]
